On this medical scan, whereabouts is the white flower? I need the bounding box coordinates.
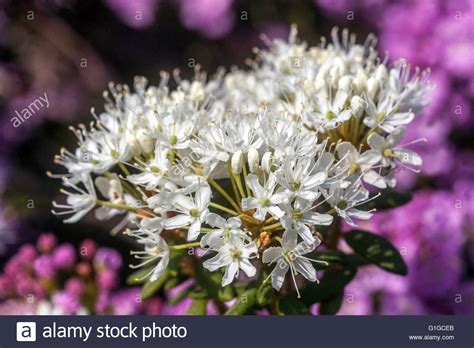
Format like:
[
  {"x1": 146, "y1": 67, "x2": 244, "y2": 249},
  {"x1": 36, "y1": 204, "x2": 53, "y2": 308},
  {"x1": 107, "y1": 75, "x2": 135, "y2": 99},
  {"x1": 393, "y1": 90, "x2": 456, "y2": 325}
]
[
  {"x1": 368, "y1": 126, "x2": 423, "y2": 169},
  {"x1": 200, "y1": 213, "x2": 250, "y2": 249},
  {"x1": 280, "y1": 198, "x2": 332, "y2": 244},
  {"x1": 154, "y1": 113, "x2": 195, "y2": 150},
  {"x1": 262, "y1": 234, "x2": 326, "y2": 297},
  {"x1": 128, "y1": 223, "x2": 169, "y2": 282},
  {"x1": 276, "y1": 155, "x2": 326, "y2": 201},
  {"x1": 127, "y1": 144, "x2": 171, "y2": 190},
  {"x1": 162, "y1": 184, "x2": 211, "y2": 241},
  {"x1": 52, "y1": 175, "x2": 96, "y2": 223},
  {"x1": 363, "y1": 96, "x2": 415, "y2": 133},
  {"x1": 94, "y1": 173, "x2": 125, "y2": 220},
  {"x1": 242, "y1": 173, "x2": 288, "y2": 221},
  {"x1": 203, "y1": 237, "x2": 258, "y2": 286},
  {"x1": 325, "y1": 182, "x2": 374, "y2": 227},
  {"x1": 335, "y1": 142, "x2": 385, "y2": 188}
]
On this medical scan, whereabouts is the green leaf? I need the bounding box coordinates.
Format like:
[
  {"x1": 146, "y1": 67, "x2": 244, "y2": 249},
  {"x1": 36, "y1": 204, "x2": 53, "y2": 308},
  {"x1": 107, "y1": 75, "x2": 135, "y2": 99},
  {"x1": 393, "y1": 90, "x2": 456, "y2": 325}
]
[
  {"x1": 225, "y1": 289, "x2": 257, "y2": 315},
  {"x1": 194, "y1": 267, "x2": 234, "y2": 301},
  {"x1": 358, "y1": 189, "x2": 411, "y2": 211},
  {"x1": 277, "y1": 296, "x2": 310, "y2": 315},
  {"x1": 312, "y1": 250, "x2": 347, "y2": 266},
  {"x1": 126, "y1": 267, "x2": 153, "y2": 285},
  {"x1": 319, "y1": 292, "x2": 344, "y2": 315},
  {"x1": 256, "y1": 281, "x2": 273, "y2": 307},
  {"x1": 187, "y1": 298, "x2": 208, "y2": 315},
  {"x1": 344, "y1": 230, "x2": 408, "y2": 275},
  {"x1": 140, "y1": 271, "x2": 170, "y2": 300},
  {"x1": 300, "y1": 267, "x2": 357, "y2": 306}
]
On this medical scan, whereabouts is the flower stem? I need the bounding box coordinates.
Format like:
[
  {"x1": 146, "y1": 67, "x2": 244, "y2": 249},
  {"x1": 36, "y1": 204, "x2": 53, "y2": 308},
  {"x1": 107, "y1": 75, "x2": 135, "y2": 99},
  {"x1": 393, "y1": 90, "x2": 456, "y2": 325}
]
[
  {"x1": 118, "y1": 162, "x2": 131, "y2": 176},
  {"x1": 170, "y1": 242, "x2": 201, "y2": 250},
  {"x1": 241, "y1": 156, "x2": 251, "y2": 197},
  {"x1": 96, "y1": 200, "x2": 138, "y2": 213},
  {"x1": 261, "y1": 222, "x2": 282, "y2": 231},
  {"x1": 227, "y1": 162, "x2": 242, "y2": 202},
  {"x1": 233, "y1": 173, "x2": 247, "y2": 199},
  {"x1": 208, "y1": 177, "x2": 241, "y2": 212},
  {"x1": 181, "y1": 226, "x2": 213, "y2": 232},
  {"x1": 210, "y1": 202, "x2": 239, "y2": 216}
]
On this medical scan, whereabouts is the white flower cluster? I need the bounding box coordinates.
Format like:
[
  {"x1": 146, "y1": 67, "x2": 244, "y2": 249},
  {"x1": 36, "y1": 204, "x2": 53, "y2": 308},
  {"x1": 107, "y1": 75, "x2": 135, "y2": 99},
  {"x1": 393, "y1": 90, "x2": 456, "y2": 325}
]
[{"x1": 50, "y1": 27, "x2": 430, "y2": 296}]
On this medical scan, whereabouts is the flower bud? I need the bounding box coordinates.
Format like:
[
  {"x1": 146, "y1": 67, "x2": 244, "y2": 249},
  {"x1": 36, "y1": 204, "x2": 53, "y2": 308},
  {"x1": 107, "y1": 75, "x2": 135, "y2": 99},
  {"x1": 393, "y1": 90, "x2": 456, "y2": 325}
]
[
  {"x1": 351, "y1": 78, "x2": 366, "y2": 95},
  {"x1": 248, "y1": 148, "x2": 260, "y2": 173},
  {"x1": 231, "y1": 150, "x2": 243, "y2": 174},
  {"x1": 338, "y1": 75, "x2": 352, "y2": 92},
  {"x1": 136, "y1": 129, "x2": 154, "y2": 153},
  {"x1": 329, "y1": 66, "x2": 340, "y2": 89},
  {"x1": 126, "y1": 134, "x2": 141, "y2": 156},
  {"x1": 261, "y1": 152, "x2": 272, "y2": 173},
  {"x1": 350, "y1": 96, "x2": 366, "y2": 117},
  {"x1": 367, "y1": 77, "x2": 379, "y2": 100}
]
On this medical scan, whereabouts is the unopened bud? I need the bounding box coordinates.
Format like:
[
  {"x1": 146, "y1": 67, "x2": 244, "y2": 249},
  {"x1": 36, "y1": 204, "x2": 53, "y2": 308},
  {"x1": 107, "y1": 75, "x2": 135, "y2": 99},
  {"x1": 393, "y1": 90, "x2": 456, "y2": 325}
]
[
  {"x1": 136, "y1": 129, "x2": 155, "y2": 153},
  {"x1": 261, "y1": 152, "x2": 273, "y2": 173},
  {"x1": 329, "y1": 66, "x2": 340, "y2": 89},
  {"x1": 367, "y1": 77, "x2": 379, "y2": 100},
  {"x1": 248, "y1": 148, "x2": 260, "y2": 173},
  {"x1": 350, "y1": 96, "x2": 366, "y2": 117},
  {"x1": 338, "y1": 75, "x2": 352, "y2": 92},
  {"x1": 351, "y1": 77, "x2": 366, "y2": 95},
  {"x1": 126, "y1": 134, "x2": 141, "y2": 156},
  {"x1": 231, "y1": 150, "x2": 243, "y2": 174}
]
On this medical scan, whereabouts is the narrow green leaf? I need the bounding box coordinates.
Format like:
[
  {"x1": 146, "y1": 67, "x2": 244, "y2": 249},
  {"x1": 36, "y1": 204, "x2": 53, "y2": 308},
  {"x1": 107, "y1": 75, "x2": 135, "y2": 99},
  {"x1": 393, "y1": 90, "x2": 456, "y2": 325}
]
[
  {"x1": 140, "y1": 271, "x2": 169, "y2": 300},
  {"x1": 358, "y1": 189, "x2": 411, "y2": 211},
  {"x1": 256, "y1": 282, "x2": 273, "y2": 307},
  {"x1": 344, "y1": 230, "x2": 408, "y2": 275},
  {"x1": 225, "y1": 289, "x2": 257, "y2": 315},
  {"x1": 187, "y1": 298, "x2": 208, "y2": 315},
  {"x1": 126, "y1": 267, "x2": 153, "y2": 285}
]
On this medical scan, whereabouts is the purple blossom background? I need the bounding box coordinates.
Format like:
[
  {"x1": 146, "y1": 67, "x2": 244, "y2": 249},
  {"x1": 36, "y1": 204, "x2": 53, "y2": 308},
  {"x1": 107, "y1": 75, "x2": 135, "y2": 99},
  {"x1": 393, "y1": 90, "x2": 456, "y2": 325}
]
[{"x1": 0, "y1": 0, "x2": 473, "y2": 315}]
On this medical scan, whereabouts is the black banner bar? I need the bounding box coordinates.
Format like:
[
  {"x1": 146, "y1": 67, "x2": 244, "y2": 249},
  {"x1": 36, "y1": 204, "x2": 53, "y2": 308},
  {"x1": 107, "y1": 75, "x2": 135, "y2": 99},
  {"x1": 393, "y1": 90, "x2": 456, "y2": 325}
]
[{"x1": 1, "y1": 315, "x2": 473, "y2": 348}]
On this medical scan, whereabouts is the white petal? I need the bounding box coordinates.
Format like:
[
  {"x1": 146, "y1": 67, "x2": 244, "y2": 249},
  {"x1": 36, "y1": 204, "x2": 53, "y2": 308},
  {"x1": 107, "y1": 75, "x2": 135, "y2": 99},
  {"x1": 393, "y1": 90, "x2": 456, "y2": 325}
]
[
  {"x1": 222, "y1": 261, "x2": 239, "y2": 286},
  {"x1": 187, "y1": 220, "x2": 202, "y2": 241},
  {"x1": 206, "y1": 213, "x2": 227, "y2": 228},
  {"x1": 367, "y1": 133, "x2": 386, "y2": 151},
  {"x1": 241, "y1": 197, "x2": 258, "y2": 211},
  {"x1": 262, "y1": 247, "x2": 283, "y2": 264},
  {"x1": 196, "y1": 185, "x2": 211, "y2": 210},
  {"x1": 363, "y1": 170, "x2": 387, "y2": 189},
  {"x1": 294, "y1": 258, "x2": 316, "y2": 282},
  {"x1": 239, "y1": 259, "x2": 256, "y2": 277},
  {"x1": 94, "y1": 176, "x2": 111, "y2": 199},
  {"x1": 348, "y1": 208, "x2": 373, "y2": 220},
  {"x1": 246, "y1": 174, "x2": 264, "y2": 197},
  {"x1": 394, "y1": 149, "x2": 422, "y2": 166},
  {"x1": 163, "y1": 214, "x2": 192, "y2": 229},
  {"x1": 270, "y1": 262, "x2": 289, "y2": 291}
]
